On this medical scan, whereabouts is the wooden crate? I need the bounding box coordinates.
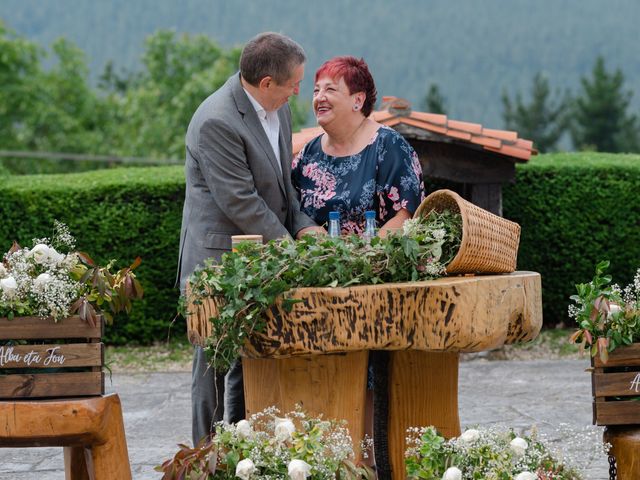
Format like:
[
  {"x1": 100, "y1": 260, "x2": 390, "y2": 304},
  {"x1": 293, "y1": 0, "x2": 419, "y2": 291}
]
[
  {"x1": 0, "y1": 315, "x2": 104, "y2": 399},
  {"x1": 592, "y1": 343, "x2": 640, "y2": 426}
]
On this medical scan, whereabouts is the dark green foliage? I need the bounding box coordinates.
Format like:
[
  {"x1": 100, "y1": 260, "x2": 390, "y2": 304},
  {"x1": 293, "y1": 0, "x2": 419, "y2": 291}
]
[
  {"x1": 422, "y1": 84, "x2": 447, "y2": 115},
  {"x1": 0, "y1": 166, "x2": 186, "y2": 343},
  {"x1": 503, "y1": 152, "x2": 640, "y2": 326},
  {"x1": 571, "y1": 56, "x2": 640, "y2": 153},
  {"x1": 502, "y1": 73, "x2": 569, "y2": 152}
]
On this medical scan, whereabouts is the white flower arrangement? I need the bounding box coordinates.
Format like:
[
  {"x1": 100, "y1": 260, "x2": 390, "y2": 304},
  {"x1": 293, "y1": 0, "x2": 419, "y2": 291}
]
[
  {"x1": 405, "y1": 425, "x2": 588, "y2": 479},
  {"x1": 157, "y1": 406, "x2": 374, "y2": 479},
  {"x1": 0, "y1": 221, "x2": 142, "y2": 323}
]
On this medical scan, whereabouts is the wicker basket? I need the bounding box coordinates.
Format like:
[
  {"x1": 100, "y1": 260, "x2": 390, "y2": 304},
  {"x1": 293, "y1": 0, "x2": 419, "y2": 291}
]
[{"x1": 414, "y1": 189, "x2": 521, "y2": 274}]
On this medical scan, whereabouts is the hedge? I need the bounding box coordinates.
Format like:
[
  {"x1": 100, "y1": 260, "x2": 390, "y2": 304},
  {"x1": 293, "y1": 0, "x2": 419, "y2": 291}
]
[
  {"x1": 0, "y1": 166, "x2": 186, "y2": 344},
  {"x1": 1, "y1": 152, "x2": 639, "y2": 343},
  {"x1": 504, "y1": 152, "x2": 640, "y2": 325}
]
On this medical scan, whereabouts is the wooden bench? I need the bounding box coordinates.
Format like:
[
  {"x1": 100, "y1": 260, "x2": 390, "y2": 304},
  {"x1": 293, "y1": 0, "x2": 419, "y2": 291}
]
[{"x1": 0, "y1": 394, "x2": 131, "y2": 479}]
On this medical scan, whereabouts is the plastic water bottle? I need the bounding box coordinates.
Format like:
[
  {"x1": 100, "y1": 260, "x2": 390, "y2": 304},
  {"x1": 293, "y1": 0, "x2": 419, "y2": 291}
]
[
  {"x1": 327, "y1": 211, "x2": 341, "y2": 238},
  {"x1": 363, "y1": 210, "x2": 377, "y2": 243}
]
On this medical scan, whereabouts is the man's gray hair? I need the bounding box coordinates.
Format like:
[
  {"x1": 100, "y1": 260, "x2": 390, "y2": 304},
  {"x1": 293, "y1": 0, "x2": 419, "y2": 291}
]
[{"x1": 240, "y1": 32, "x2": 306, "y2": 86}]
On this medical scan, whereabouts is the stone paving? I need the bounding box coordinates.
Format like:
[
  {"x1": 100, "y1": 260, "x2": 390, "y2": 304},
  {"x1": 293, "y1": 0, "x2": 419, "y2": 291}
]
[{"x1": 0, "y1": 358, "x2": 610, "y2": 479}]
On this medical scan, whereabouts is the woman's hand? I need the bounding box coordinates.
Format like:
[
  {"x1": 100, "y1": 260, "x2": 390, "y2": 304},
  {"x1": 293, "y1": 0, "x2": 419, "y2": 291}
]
[
  {"x1": 379, "y1": 208, "x2": 411, "y2": 238},
  {"x1": 296, "y1": 226, "x2": 327, "y2": 239}
]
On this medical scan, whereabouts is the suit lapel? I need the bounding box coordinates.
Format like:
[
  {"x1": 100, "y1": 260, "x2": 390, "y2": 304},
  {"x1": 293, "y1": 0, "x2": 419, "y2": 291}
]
[{"x1": 231, "y1": 74, "x2": 286, "y2": 197}]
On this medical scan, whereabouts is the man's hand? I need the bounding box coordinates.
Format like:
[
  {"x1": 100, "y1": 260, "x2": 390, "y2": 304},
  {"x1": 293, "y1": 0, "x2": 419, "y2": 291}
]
[{"x1": 296, "y1": 226, "x2": 327, "y2": 239}]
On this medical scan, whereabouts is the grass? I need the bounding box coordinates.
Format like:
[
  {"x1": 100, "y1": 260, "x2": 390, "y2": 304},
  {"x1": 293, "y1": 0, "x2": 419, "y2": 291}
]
[
  {"x1": 105, "y1": 340, "x2": 193, "y2": 373},
  {"x1": 465, "y1": 327, "x2": 583, "y2": 361},
  {"x1": 104, "y1": 328, "x2": 585, "y2": 373}
]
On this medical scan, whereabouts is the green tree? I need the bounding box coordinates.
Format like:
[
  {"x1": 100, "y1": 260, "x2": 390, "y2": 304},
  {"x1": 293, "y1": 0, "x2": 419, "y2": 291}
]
[
  {"x1": 107, "y1": 30, "x2": 240, "y2": 159},
  {"x1": 571, "y1": 56, "x2": 639, "y2": 152},
  {"x1": 422, "y1": 83, "x2": 447, "y2": 114},
  {"x1": 0, "y1": 20, "x2": 42, "y2": 149},
  {"x1": 501, "y1": 73, "x2": 568, "y2": 152}
]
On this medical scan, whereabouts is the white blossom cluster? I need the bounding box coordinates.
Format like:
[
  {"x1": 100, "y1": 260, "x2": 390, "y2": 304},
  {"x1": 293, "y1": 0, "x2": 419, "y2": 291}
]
[
  {"x1": 208, "y1": 407, "x2": 359, "y2": 479},
  {"x1": 622, "y1": 267, "x2": 640, "y2": 310},
  {"x1": 0, "y1": 224, "x2": 81, "y2": 320},
  {"x1": 405, "y1": 425, "x2": 581, "y2": 479}
]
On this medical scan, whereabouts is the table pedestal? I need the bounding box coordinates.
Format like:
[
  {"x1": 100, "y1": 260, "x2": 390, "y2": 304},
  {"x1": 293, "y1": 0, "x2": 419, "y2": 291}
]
[
  {"x1": 604, "y1": 426, "x2": 640, "y2": 480},
  {"x1": 243, "y1": 352, "x2": 368, "y2": 457}
]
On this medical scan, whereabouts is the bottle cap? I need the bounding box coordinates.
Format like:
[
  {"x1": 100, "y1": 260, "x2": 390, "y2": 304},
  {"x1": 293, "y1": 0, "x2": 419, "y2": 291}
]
[
  {"x1": 329, "y1": 211, "x2": 340, "y2": 220},
  {"x1": 365, "y1": 210, "x2": 376, "y2": 219}
]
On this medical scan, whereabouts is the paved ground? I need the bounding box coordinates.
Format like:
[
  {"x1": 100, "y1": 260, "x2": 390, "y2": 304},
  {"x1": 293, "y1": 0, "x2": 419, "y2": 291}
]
[{"x1": 0, "y1": 358, "x2": 611, "y2": 479}]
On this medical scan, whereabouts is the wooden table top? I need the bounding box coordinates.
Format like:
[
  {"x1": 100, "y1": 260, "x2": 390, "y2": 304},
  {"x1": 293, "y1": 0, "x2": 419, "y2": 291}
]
[{"x1": 188, "y1": 271, "x2": 542, "y2": 358}]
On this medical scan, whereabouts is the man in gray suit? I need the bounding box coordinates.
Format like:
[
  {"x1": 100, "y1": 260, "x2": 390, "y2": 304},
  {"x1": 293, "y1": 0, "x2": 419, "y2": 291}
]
[{"x1": 177, "y1": 32, "x2": 321, "y2": 445}]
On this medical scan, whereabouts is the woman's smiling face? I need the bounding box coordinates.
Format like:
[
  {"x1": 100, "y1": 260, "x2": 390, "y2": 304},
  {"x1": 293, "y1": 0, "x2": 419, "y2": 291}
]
[{"x1": 312, "y1": 75, "x2": 359, "y2": 126}]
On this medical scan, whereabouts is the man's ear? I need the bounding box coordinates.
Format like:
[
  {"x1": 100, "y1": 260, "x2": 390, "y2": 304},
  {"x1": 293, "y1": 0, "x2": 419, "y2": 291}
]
[{"x1": 258, "y1": 76, "x2": 273, "y2": 90}]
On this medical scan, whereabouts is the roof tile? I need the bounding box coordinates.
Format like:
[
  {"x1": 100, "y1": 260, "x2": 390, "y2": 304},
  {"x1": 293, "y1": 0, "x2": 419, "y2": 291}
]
[{"x1": 292, "y1": 98, "x2": 536, "y2": 162}]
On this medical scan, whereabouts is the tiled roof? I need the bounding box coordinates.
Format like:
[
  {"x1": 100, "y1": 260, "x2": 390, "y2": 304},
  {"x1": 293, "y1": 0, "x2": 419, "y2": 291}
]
[{"x1": 292, "y1": 96, "x2": 537, "y2": 162}]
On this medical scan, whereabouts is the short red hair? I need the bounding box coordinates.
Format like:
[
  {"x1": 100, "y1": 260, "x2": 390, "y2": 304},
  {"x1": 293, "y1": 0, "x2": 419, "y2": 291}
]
[{"x1": 315, "y1": 56, "x2": 377, "y2": 117}]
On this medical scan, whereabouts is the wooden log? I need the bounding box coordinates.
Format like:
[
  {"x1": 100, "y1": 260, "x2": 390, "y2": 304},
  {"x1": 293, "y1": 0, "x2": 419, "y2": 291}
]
[
  {"x1": 0, "y1": 394, "x2": 131, "y2": 479},
  {"x1": 243, "y1": 352, "x2": 368, "y2": 458},
  {"x1": 388, "y1": 351, "x2": 460, "y2": 478},
  {"x1": 604, "y1": 426, "x2": 640, "y2": 480},
  {"x1": 188, "y1": 272, "x2": 542, "y2": 356}
]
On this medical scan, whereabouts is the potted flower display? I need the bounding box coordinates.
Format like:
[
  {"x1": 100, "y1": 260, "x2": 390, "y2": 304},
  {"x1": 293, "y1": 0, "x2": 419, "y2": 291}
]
[
  {"x1": 156, "y1": 406, "x2": 375, "y2": 479},
  {"x1": 0, "y1": 221, "x2": 143, "y2": 398}
]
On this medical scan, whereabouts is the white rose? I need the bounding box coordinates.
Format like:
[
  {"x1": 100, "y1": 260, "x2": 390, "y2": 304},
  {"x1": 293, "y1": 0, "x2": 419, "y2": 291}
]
[
  {"x1": 288, "y1": 459, "x2": 311, "y2": 480},
  {"x1": 0, "y1": 276, "x2": 18, "y2": 298},
  {"x1": 509, "y1": 437, "x2": 528, "y2": 457},
  {"x1": 515, "y1": 472, "x2": 537, "y2": 480},
  {"x1": 46, "y1": 247, "x2": 64, "y2": 265},
  {"x1": 33, "y1": 273, "x2": 52, "y2": 292},
  {"x1": 457, "y1": 428, "x2": 480, "y2": 445},
  {"x1": 235, "y1": 458, "x2": 256, "y2": 480},
  {"x1": 235, "y1": 419, "x2": 252, "y2": 439},
  {"x1": 274, "y1": 417, "x2": 295, "y2": 442},
  {"x1": 29, "y1": 244, "x2": 52, "y2": 264},
  {"x1": 442, "y1": 466, "x2": 462, "y2": 480},
  {"x1": 0, "y1": 264, "x2": 7, "y2": 278},
  {"x1": 608, "y1": 303, "x2": 622, "y2": 318}
]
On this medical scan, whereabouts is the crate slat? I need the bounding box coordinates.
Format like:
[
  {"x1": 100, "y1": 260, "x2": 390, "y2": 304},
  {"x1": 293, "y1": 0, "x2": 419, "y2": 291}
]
[
  {"x1": 594, "y1": 399, "x2": 640, "y2": 426},
  {"x1": 0, "y1": 343, "x2": 103, "y2": 369},
  {"x1": 0, "y1": 371, "x2": 104, "y2": 398},
  {"x1": 0, "y1": 316, "x2": 102, "y2": 340},
  {"x1": 593, "y1": 344, "x2": 640, "y2": 368}
]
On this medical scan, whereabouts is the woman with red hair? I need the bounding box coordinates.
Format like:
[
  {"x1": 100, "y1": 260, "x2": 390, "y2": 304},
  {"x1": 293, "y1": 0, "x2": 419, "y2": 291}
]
[{"x1": 292, "y1": 56, "x2": 425, "y2": 236}]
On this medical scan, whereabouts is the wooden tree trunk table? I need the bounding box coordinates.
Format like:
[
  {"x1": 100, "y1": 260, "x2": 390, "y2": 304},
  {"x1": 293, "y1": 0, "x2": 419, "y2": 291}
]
[
  {"x1": 0, "y1": 394, "x2": 131, "y2": 480},
  {"x1": 189, "y1": 271, "x2": 542, "y2": 479}
]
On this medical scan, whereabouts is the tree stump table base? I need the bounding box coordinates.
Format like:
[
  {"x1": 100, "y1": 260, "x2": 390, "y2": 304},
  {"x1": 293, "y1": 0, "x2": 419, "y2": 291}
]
[{"x1": 604, "y1": 426, "x2": 640, "y2": 480}]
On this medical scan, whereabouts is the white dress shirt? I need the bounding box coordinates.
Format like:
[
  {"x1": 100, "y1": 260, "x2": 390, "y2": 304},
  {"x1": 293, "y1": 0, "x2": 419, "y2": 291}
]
[{"x1": 243, "y1": 88, "x2": 282, "y2": 173}]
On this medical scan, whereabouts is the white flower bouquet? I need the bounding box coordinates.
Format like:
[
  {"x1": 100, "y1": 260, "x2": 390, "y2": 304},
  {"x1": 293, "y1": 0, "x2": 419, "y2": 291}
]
[
  {"x1": 0, "y1": 221, "x2": 142, "y2": 324},
  {"x1": 405, "y1": 426, "x2": 588, "y2": 479},
  {"x1": 156, "y1": 406, "x2": 374, "y2": 479}
]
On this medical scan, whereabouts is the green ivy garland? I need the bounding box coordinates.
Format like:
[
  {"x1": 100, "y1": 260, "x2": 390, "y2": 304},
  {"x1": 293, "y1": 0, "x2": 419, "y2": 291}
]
[{"x1": 184, "y1": 210, "x2": 462, "y2": 371}]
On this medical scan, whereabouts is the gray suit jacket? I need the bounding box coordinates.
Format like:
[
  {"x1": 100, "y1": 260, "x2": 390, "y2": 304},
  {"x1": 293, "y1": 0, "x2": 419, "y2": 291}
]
[{"x1": 178, "y1": 73, "x2": 316, "y2": 291}]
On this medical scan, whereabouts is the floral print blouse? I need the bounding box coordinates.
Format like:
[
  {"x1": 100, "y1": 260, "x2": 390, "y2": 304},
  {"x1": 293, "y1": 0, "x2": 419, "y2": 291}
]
[{"x1": 291, "y1": 126, "x2": 425, "y2": 234}]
